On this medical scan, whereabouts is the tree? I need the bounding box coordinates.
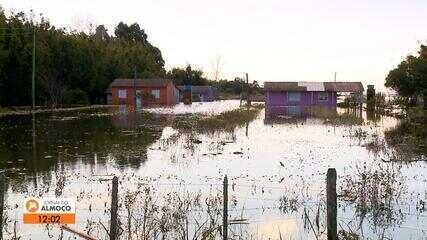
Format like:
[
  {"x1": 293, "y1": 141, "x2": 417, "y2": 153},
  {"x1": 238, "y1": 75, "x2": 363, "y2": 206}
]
[
  {"x1": 210, "y1": 55, "x2": 222, "y2": 81},
  {"x1": 385, "y1": 45, "x2": 427, "y2": 108},
  {"x1": 95, "y1": 25, "x2": 110, "y2": 41},
  {"x1": 167, "y1": 64, "x2": 208, "y2": 86},
  {"x1": 0, "y1": 9, "x2": 166, "y2": 107},
  {"x1": 114, "y1": 22, "x2": 147, "y2": 43}
]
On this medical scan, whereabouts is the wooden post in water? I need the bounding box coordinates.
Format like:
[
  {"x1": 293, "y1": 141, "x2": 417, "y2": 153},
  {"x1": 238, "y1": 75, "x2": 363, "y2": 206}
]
[
  {"x1": 327, "y1": 168, "x2": 337, "y2": 240},
  {"x1": 110, "y1": 176, "x2": 118, "y2": 240},
  {"x1": 0, "y1": 173, "x2": 5, "y2": 240},
  {"x1": 222, "y1": 175, "x2": 228, "y2": 240},
  {"x1": 246, "y1": 73, "x2": 251, "y2": 107}
]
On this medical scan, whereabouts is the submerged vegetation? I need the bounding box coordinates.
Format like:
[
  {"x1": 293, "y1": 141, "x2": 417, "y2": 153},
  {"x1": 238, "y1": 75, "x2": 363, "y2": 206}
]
[
  {"x1": 309, "y1": 107, "x2": 364, "y2": 125},
  {"x1": 384, "y1": 108, "x2": 426, "y2": 161},
  {"x1": 360, "y1": 107, "x2": 426, "y2": 162},
  {"x1": 172, "y1": 105, "x2": 262, "y2": 133},
  {"x1": 339, "y1": 164, "x2": 411, "y2": 239},
  {"x1": 1, "y1": 101, "x2": 426, "y2": 239},
  {"x1": 117, "y1": 187, "x2": 224, "y2": 240}
]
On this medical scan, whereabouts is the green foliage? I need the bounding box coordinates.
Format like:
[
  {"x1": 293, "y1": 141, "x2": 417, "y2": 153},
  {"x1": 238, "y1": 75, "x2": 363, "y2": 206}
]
[
  {"x1": 167, "y1": 64, "x2": 208, "y2": 86},
  {"x1": 172, "y1": 107, "x2": 262, "y2": 133},
  {"x1": 366, "y1": 85, "x2": 376, "y2": 110},
  {"x1": 167, "y1": 66, "x2": 263, "y2": 98},
  {"x1": 338, "y1": 230, "x2": 359, "y2": 240},
  {"x1": 384, "y1": 107, "x2": 426, "y2": 159},
  {"x1": 374, "y1": 92, "x2": 387, "y2": 109},
  {"x1": 309, "y1": 106, "x2": 364, "y2": 125},
  {"x1": 385, "y1": 45, "x2": 427, "y2": 107},
  {"x1": 366, "y1": 85, "x2": 375, "y2": 101},
  {"x1": 215, "y1": 77, "x2": 245, "y2": 95},
  {"x1": 0, "y1": 9, "x2": 165, "y2": 107},
  {"x1": 63, "y1": 88, "x2": 89, "y2": 105},
  {"x1": 212, "y1": 78, "x2": 263, "y2": 98}
]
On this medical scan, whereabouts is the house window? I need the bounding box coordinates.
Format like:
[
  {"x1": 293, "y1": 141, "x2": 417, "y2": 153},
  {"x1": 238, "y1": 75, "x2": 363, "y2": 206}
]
[
  {"x1": 287, "y1": 106, "x2": 301, "y2": 115},
  {"x1": 151, "y1": 89, "x2": 160, "y2": 99},
  {"x1": 118, "y1": 89, "x2": 127, "y2": 99},
  {"x1": 318, "y1": 92, "x2": 328, "y2": 101},
  {"x1": 288, "y1": 92, "x2": 301, "y2": 102}
]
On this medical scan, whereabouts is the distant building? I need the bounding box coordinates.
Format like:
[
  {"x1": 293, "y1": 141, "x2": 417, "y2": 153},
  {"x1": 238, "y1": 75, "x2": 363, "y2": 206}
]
[
  {"x1": 177, "y1": 85, "x2": 217, "y2": 102},
  {"x1": 107, "y1": 78, "x2": 180, "y2": 107},
  {"x1": 264, "y1": 81, "x2": 364, "y2": 116}
]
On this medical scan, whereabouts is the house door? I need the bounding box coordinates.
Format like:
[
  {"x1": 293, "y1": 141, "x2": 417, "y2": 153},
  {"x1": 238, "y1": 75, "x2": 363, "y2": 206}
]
[{"x1": 136, "y1": 90, "x2": 142, "y2": 109}]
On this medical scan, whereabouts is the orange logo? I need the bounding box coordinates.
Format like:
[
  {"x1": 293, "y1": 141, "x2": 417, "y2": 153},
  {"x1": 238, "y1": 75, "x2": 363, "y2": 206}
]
[{"x1": 25, "y1": 199, "x2": 39, "y2": 213}]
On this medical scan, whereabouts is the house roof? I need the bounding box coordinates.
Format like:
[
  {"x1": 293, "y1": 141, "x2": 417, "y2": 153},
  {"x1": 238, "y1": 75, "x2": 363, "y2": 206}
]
[
  {"x1": 324, "y1": 82, "x2": 364, "y2": 92},
  {"x1": 109, "y1": 78, "x2": 173, "y2": 88},
  {"x1": 264, "y1": 81, "x2": 364, "y2": 92}
]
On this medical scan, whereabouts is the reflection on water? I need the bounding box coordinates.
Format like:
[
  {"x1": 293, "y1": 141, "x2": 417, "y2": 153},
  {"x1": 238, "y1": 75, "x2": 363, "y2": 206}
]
[
  {"x1": 0, "y1": 108, "x2": 166, "y2": 189},
  {"x1": 0, "y1": 101, "x2": 425, "y2": 239},
  {"x1": 145, "y1": 100, "x2": 242, "y2": 115}
]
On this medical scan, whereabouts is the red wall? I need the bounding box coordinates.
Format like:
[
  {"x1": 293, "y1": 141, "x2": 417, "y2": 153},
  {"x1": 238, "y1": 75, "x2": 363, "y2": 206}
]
[{"x1": 112, "y1": 86, "x2": 169, "y2": 106}]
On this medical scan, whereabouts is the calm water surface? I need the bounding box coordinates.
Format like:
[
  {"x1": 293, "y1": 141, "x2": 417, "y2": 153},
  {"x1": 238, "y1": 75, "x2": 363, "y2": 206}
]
[{"x1": 0, "y1": 100, "x2": 426, "y2": 240}]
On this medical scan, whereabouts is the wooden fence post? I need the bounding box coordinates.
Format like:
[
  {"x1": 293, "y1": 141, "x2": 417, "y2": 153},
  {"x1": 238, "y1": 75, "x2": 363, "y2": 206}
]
[
  {"x1": 0, "y1": 173, "x2": 5, "y2": 240},
  {"x1": 327, "y1": 168, "x2": 337, "y2": 240},
  {"x1": 110, "y1": 176, "x2": 118, "y2": 240},
  {"x1": 223, "y1": 175, "x2": 228, "y2": 240}
]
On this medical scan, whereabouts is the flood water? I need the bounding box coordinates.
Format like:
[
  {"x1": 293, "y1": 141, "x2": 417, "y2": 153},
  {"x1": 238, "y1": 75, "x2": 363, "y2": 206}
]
[{"x1": 0, "y1": 100, "x2": 426, "y2": 240}]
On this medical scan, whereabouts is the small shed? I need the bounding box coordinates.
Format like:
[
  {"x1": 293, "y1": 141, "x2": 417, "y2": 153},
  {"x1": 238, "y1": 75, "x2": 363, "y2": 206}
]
[{"x1": 177, "y1": 85, "x2": 217, "y2": 102}]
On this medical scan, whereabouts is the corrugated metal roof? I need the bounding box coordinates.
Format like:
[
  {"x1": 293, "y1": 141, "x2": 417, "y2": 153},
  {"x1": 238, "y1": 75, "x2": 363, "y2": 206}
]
[
  {"x1": 264, "y1": 81, "x2": 364, "y2": 92},
  {"x1": 264, "y1": 82, "x2": 306, "y2": 91},
  {"x1": 324, "y1": 82, "x2": 364, "y2": 92},
  {"x1": 298, "y1": 82, "x2": 325, "y2": 91},
  {"x1": 109, "y1": 78, "x2": 173, "y2": 88}
]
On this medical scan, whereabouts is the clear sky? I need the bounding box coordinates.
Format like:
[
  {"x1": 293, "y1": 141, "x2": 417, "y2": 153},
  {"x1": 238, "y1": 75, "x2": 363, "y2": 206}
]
[{"x1": 2, "y1": 0, "x2": 427, "y2": 90}]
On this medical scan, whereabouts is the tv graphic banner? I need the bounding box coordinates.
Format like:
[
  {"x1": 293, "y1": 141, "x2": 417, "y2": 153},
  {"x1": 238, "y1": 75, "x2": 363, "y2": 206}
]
[{"x1": 23, "y1": 198, "x2": 76, "y2": 224}]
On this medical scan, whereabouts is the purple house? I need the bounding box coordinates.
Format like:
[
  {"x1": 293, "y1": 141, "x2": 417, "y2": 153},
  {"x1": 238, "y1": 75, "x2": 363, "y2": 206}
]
[{"x1": 264, "y1": 81, "x2": 364, "y2": 116}]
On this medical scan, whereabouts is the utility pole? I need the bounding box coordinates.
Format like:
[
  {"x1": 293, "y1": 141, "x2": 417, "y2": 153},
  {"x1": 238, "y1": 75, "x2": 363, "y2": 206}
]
[
  {"x1": 246, "y1": 73, "x2": 251, "y2": 106},
  {"x1": 240, "y1": 76, "x2": 243, "y2": 107},
  {"x1": 334, "y1": 72, "x2": 337, "y2": 82},
  {"x1": 133, "y1": 67, "x2": 137, "y2": 108},
  {"x1": 32, "y1": 27, "x2": 36, "y2": 110}
]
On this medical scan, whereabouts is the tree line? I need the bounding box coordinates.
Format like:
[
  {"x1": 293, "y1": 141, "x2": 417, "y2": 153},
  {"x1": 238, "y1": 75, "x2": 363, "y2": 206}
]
[
  {"x1": 0, "y1": 7, "x2": 261, "y2": 107},
  {"x1": 167, "y1": 64, "x2": 263, "y2": 97},
  {"x1": 0, "y1": 7, "x2": 165, "y2": 107}
]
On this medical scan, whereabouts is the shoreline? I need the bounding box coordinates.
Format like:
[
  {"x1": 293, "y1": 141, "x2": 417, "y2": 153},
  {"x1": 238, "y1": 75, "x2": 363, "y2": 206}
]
[{"x1": 0, "y1": 105, "x2": 116, "y2": 117}]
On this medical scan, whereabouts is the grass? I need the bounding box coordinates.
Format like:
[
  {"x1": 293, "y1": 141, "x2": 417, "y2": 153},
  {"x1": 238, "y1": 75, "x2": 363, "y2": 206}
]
[
  {"x1": 338, "y1": 230, "x2": 360, "y2": 240},
  {"x1": 384, "y1": 107, "x2": 426, "y2": 160},
  {"x1": 172, "y1": 105, "x2": 263, "y2": 133},
  {"x1": 340, "y1": 164, "x2": 407, "y2": 229},
  {"x1": 0, "y1": 105, "x2": 115, "y2": 117},
  {"x1": 308, "y1": 107, "x2": 364, "y2": 125}
]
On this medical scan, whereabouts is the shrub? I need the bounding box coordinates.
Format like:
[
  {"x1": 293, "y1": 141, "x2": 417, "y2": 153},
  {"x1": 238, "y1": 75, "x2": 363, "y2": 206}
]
[{"x1": 63, "y1": 89, "x2": 89, "y2": 105}]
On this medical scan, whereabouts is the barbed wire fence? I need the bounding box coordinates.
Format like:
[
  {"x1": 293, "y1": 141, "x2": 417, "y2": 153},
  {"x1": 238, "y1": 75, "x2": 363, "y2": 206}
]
[{"x1": 0, "y1": 168, "x2": 426, "y2": 240}]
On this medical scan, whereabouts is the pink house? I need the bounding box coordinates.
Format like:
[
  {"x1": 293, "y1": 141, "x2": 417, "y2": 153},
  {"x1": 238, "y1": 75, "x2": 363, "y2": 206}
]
[{"x1": 264, "y1": 82, "x2": 364, "y2": 116}]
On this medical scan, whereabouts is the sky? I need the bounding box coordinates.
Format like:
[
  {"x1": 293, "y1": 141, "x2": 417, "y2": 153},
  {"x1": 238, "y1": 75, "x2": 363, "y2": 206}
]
[{"x1": 2, "y1": 0, "x2": 427, "y2": 90}]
